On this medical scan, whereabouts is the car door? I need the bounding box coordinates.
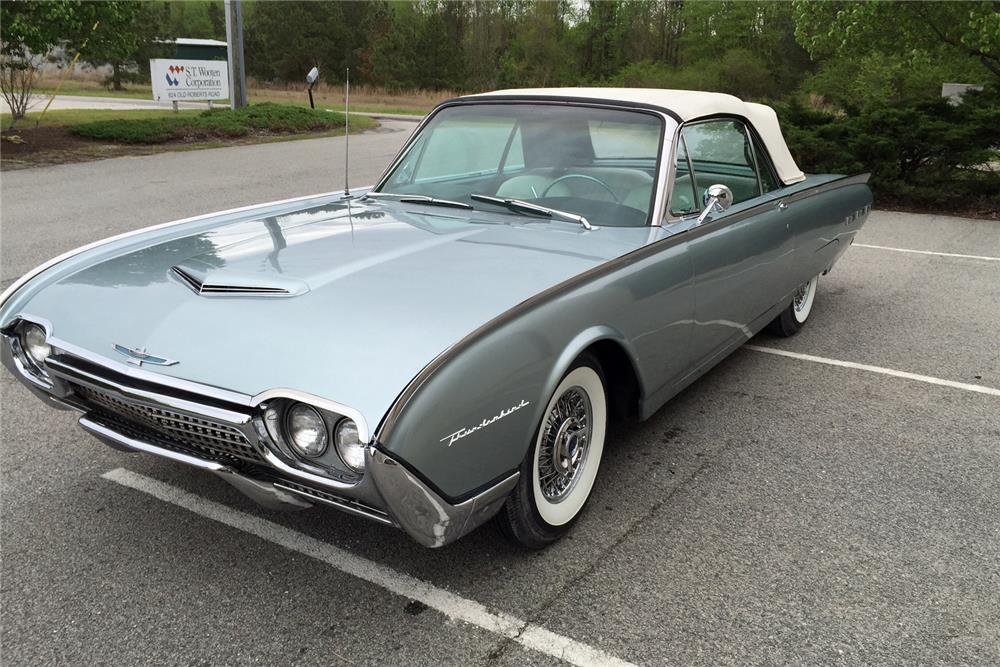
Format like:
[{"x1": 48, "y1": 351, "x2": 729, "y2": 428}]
[{"x1": 673, "y1": 118, "x2": 792, "y2": 369}]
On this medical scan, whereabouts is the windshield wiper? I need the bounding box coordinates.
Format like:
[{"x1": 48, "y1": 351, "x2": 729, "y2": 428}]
[
  {"x1": 363, "y1": 192, "x2": 472, "y2": 210},
  {"x1": 470, "y1": 194, "x2": 592, "y2": 230}
]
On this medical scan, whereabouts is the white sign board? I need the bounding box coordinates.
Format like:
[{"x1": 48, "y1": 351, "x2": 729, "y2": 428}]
[{"x1": 150, "y1": 59, "x2": 229, "y2": 102}]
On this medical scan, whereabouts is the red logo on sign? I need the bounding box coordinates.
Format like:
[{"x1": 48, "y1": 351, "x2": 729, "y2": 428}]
[{"x1": 168, "y1": 65, "x2": 185, "y2": 74}]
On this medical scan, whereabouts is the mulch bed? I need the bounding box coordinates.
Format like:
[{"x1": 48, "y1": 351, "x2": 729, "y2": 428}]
[
  {"x1": 1, "y1": 125, "x2": 149, "y2": 168},
  {"x1": 0, "y1": 124, "x2": 346, "y2": 170}
]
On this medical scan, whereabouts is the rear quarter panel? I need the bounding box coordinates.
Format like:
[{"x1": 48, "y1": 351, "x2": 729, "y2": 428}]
[{"x1": 781, "y1": 175, "x2": 873, "y2": 287}]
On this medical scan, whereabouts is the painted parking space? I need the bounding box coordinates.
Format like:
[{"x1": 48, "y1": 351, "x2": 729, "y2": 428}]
[{"x1": 756, "y1": 242, "x2": 1000, "y2": 390}]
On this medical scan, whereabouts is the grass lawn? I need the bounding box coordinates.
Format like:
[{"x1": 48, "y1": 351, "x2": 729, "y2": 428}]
[
  {"x1": 34, "y1": 81, "x2": 153, "y2": 100},
  {"x1": 2, "y1": 107, "x2": 201, "y2": 131},
  {"x1": 1, "y1": 103, "x2": 376, "y2": 169},
  {"x1": 70, "y1": 103, "x2": 366, "y2": 143},
  {"x1": 30, "y1": 76, "x2": 434, "y2": 116}
]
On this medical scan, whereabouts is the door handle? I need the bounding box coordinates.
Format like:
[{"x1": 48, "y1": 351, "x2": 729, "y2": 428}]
[{"x1": 776, "y1": 201, "x2": 788, "y2": 211}]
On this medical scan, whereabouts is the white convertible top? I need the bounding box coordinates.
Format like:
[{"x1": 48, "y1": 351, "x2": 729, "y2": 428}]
[{"x1": 469, "y1": 88, "x2": 806, "y2": 185}]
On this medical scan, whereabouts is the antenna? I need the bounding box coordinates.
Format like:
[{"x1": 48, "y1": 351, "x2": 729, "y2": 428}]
[{"x1": 343, "y1": 67, "x2": 350, "y2": 197}]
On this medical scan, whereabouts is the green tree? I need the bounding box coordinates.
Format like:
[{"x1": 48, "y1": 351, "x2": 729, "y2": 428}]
[
  {"x1": 1, "y1": 0, "x2": 135, "y2": 119},
  {"x1": 679, "y1": 1, "x2": 810, "y2": 96},
  {"x1": 793, "y1": 0, "x2": 1000, "y2": 82},
  {"x1": 75, "y1": 1, "x2": 164, "y2": 91},
  {"x1": 498, "y1": 1, "x2": 576, "y2": 88},
  {"x1": 244, "y1": 1, "x2": 380, "y2": 85}
]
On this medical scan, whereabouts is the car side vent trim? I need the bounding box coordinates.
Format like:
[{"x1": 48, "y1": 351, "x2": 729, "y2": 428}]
[{"x1": 171, "y1": 266, "x2": 293, "y2": 296}]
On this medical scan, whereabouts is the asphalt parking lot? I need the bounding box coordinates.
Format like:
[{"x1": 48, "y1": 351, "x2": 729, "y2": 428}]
[{"x1": 2, "y1": 122, "x2": 998, "y2": 666}]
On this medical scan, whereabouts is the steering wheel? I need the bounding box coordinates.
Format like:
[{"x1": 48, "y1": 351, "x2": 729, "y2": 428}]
[{"x1": 541, "y1": 174, "x2": 619, "y2": 203}]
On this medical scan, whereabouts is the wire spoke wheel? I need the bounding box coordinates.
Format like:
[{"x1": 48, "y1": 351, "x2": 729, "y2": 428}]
[
  {"x1": 497, "y1": 355, "x2": 608, "y2": 547},
  {"x1": 792, "y1": 276, "x2": 817, "y2": 323},
  {"x1": 536, "y1": 387, "x2": 592, "y2": 502}
]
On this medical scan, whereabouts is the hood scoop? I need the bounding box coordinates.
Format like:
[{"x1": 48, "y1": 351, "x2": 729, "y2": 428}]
[{"x1": 171, "y1": 265, "x2": 308, "y2": 297}]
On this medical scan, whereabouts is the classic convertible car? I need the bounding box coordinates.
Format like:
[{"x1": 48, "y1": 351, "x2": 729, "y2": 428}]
[{"x1": 1, "y1": 89, "x2": 871, "y2": 548}]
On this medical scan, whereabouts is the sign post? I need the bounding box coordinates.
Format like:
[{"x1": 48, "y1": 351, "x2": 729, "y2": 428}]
[
  {"x1": 150, "y1": 59, "x2": 230, "y2": 104},
  {"x1": 224, "y1": 0, "x2": 248, "y2": 109}
]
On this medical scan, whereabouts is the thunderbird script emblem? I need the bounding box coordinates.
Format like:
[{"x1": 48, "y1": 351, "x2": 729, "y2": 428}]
[{"x1": 112, "y1": 344, "x2": 178, "y2": 367}]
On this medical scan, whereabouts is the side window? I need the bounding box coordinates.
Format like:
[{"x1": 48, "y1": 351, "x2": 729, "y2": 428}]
[
  {"x1": 752, "y1": 133, "x2": 780, "y2": 193},
  {"x1": 669, "y1": 135, "x2": 699, "y2": 215},
  {"x1": 681, "y1": 119, "x2": 763, "y2": 205}
]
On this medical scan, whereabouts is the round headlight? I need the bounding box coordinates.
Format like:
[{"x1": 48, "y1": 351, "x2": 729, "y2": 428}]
[
  {"x1": 285, "y1": 403, "x2": 328, "y2": 458},
  {"x1": 335, "y1": 419, "x2": 366, "y2": 472},
  {"x1": 21, "y1": 324, "x2": 51, "y2": 366}
]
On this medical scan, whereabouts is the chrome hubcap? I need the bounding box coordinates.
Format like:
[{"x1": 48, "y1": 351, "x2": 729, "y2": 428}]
[
  {"x1": 538, "y1": 387, "x2": 591, "y2": 502},
  {"x1": 793, "y1": 279, "x2": 813, "y2": 313}
]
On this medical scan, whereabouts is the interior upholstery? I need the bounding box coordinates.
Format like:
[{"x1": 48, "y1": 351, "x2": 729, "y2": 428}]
[
  {"x1": 670, "y1": 172, "x2": 762, "y2": 215},
  {"x1": 497, "y1": 167, "x2": 655, "y2": 211}
]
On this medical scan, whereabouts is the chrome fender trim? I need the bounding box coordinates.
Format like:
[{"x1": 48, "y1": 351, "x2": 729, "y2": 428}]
[{"x1": 367, "y1": 448, "x2": 519, "y2": 548}]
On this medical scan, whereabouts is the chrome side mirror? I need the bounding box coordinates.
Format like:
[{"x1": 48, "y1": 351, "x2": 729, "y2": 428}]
[{"x1": 696, "y1": 184, "x2": 733, "y2": 225}]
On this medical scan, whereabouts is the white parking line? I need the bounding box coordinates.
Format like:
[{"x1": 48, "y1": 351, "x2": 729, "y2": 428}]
[
  {"x1": 854, "y1": 243, "x2": 1000, "y2": 262},
  {"x1": 745, "y1": 345, "x2": 1000, "y2": 397},
  {"x1": 100, "y1": 468, "x2": 635, "y2": 667}
]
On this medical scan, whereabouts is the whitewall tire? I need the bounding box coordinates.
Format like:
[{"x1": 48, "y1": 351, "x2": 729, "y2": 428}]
[
  {"x1": 768, "y1": 274, "x2": 819, "y2": 337},
  {"x1": 496, "y1": 353, "x2": 607, "y2": 548}
]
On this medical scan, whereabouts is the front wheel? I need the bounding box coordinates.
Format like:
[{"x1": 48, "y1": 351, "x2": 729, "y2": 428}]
[
  {"x1": 496, "y1": 354, "x2": 608, "y2": 549},
  {"x1": 767, "y1": 274, "x2": 819, "y2": 337}
]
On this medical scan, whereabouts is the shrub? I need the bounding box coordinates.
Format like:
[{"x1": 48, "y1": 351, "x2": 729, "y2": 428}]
[
  {"x1": 774, "y1": 89, "x2": 1000, "y2": 212},
  {"x1": 70, "y1": 103, "x2": 347, "y2": 144}
]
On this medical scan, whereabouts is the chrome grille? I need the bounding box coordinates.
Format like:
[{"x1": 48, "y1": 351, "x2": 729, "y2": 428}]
[{"x1": 75, "y1": 384, "x2": 262, "y2": 463}]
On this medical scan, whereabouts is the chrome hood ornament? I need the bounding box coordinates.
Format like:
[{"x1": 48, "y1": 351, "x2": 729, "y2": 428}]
[{"x1": 112, "y1": 344, "x2": 178, "y2": 367}]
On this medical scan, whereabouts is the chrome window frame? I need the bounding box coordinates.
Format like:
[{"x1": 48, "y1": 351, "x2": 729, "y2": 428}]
[{"x1": 663, "y1": 115, "x2": 776, "y2": 225}]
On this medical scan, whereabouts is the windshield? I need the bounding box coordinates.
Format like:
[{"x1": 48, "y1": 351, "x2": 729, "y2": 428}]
[{"x1": 374, "y1": 104, "x2": 664, "y2": 227}]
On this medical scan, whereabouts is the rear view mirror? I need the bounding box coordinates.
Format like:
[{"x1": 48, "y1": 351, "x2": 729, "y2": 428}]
[{"x1": 696, "y1": 184, "x2": 734, "y2": 225}]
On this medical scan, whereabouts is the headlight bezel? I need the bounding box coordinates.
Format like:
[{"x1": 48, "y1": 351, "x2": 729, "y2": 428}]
[
  {"x1": 22, "y1": 323, "x2": 52, "y2": 366},
  {"x1": 255, "y1": 397, "x2": 368, "y2": 478},
  {"x1": 9, "y1": 320, "x2": 54, "y2": 384}
]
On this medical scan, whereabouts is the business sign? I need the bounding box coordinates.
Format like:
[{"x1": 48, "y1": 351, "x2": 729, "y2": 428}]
[{"x1": 150, "y1": 59, "x2": 229, "y2": 102}]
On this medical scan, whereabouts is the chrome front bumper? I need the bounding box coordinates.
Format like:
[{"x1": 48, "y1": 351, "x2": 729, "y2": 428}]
[{"x1": 1, "y1": 329, "x2": 516, "y2": 548}]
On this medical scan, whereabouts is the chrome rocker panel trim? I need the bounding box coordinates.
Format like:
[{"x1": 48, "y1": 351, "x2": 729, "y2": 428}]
[{"x1": 2, "y1": 325, "x2": 515, "y2": 547}]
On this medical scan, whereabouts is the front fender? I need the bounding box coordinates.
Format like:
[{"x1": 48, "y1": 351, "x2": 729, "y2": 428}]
[{"x1": 374, "y1": 289, "x2": 666, "y2": 502}]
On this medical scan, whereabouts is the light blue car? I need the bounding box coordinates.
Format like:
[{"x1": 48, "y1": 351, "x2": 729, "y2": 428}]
[{"x1": 0, "y1": 89, "x2": 872, "y2": 548}]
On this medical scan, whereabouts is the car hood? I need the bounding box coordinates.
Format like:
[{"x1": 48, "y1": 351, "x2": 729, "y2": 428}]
[{"x1": 18, "y1": 198, "x2": 654, "y2": 428}]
